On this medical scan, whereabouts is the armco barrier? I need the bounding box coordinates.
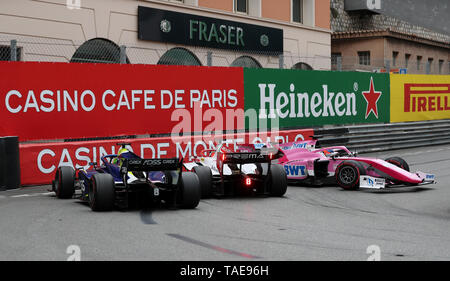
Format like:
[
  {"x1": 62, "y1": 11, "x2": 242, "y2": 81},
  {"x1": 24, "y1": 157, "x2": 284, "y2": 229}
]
[
  {"x1": 0, "y1": 136, "x2": 21, "y2": 190},
  {"x1": 314, "y1": 119, "x2": 450, "y2": 153},
  {"x1": 20, "y1": 129, "x2": 313, "y2": 185}
]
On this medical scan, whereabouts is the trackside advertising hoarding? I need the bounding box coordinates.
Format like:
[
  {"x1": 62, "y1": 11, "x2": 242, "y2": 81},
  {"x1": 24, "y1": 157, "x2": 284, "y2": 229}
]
[
  {"x1": 0, "y1": 62, "x2": 244, "y2": 141},
  {"x1": 244, "y1": 69, "x2": 390, "y2": 129},
  {"x1": 20, "y1": 129, "x2": 313, "y2": 185},
  {"x1": 390, "y1": 74, "x2": 450, "y2": 122}
]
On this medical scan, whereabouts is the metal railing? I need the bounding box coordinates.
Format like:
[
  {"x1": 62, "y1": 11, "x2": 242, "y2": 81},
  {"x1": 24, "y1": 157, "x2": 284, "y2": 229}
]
[
  {"x1": 1, "y1": 36, "x2": 449, "y2": 75},
  {"x1": 0, "y1": 36, "x2": 330, "y2": 70},
  {"x1": 332, "y1": 56, "x2": 450, "y2": 75},
  {"x1": 315, "y1": 120, "x2": 450, "y2": 153}
]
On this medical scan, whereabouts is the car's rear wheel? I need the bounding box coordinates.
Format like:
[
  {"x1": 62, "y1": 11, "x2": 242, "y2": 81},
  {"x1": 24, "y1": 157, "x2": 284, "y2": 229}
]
[
  {"x1": 179, "y1": 172, "x2": 201, "y2": 209},
  {"x1": 193, "y1": 166, "x2": 212, "y2": 198},
  {"x1": 385, "y1": 157, "x2": 410, "y2": 172},
  {"x1": 89, "y1": 174, "x2": 115, "y2": 212},
  {"x1": 268, "y1": 164, "x2": 288, "y2": 197},
  {"x1": 336, "y1": 161, "x2": 366, "y2": 190},
  {"x1": 54, "y1": 166, "x2": 75, "y2": 199}
]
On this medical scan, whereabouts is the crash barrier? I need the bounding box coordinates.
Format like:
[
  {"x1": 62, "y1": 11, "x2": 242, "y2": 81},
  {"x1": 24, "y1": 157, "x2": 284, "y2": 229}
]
[
  {"x1": 0, "y1": 136, "x2": 20, "y2": 190},
  {"x1": 1, "y1": 62, "x2": 393, "y2": 143},
  {"x1": 314, "y1": 119, "x2": 450, "y2": 153},
  {"x1": 19, "y1": 128, "x2": 313, "y2": 185},
  {"x1": 390, "y1": 74, "x2": 450, "y2": 123}
]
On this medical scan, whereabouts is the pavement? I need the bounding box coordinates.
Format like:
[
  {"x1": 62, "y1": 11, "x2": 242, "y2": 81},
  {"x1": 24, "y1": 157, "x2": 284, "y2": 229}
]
[{"x1": 1, "y1": 144, "x2": 450, "y2": 261}]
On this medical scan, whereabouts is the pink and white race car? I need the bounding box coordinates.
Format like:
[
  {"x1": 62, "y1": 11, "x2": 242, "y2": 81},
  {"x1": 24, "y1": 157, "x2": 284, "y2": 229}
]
[{"x1": 274, "y1": 139, "x2": 435, "y2": 190}]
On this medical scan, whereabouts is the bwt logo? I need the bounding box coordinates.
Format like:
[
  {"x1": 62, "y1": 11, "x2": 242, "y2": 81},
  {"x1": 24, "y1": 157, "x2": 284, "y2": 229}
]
[
  {"x1": 404, "y1": 84, "x2": 450, "y2": 113},
  {"x1": 284, "y1": 165, "x2": 306, "y2": 176},
  {"x1": 67, "y1": 0, "x2": 81, "y2": 10}
]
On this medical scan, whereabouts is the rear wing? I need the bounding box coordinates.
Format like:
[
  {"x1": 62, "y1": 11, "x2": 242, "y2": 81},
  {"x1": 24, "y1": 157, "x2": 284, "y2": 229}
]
[
  {"x1": 120, "y1": 158, "x2": 182, "y2": 173},
  {"x1": 221, "y1": 152, "x2": 274, "y2": 164}
]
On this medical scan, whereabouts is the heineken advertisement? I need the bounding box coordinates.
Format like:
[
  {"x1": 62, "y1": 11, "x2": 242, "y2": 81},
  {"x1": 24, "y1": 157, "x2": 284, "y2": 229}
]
[
  {"x1": 244, "y1": 69, "x2": 390, "y2": 129},
  {"x1": 138, "y1": 6, "x2": 283, "y2": 54}
]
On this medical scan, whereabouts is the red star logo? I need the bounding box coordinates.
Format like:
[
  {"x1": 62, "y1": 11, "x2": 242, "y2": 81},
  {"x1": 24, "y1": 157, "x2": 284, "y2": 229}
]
[{"x1": 362, "y1": 77, "x2": 382, "y2": 119}]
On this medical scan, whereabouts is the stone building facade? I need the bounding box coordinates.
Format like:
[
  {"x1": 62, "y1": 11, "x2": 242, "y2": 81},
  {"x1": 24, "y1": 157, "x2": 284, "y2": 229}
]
[
  {"x1": 0, "y1": 0, "x2": 332, "y2": 70},
  {"x1": 330, "y1": 0, "x2": 450, "y2": 74}
]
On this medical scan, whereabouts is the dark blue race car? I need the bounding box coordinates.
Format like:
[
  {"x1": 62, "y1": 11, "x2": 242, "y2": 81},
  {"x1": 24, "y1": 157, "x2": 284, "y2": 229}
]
[{"x1": 52, "y1": 143, "x2": 200, "y2": 211}]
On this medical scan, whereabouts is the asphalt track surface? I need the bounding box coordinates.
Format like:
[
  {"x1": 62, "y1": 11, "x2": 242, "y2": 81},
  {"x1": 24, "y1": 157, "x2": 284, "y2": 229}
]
[{"x1": 1, "y1": 144, "x2": 450, "y2": 261}]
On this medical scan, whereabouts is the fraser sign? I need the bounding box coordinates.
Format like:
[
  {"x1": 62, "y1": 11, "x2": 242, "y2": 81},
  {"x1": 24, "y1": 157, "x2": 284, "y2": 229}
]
[{"x1": 138, "y1": 6, "x2": 283, "y2": 54}]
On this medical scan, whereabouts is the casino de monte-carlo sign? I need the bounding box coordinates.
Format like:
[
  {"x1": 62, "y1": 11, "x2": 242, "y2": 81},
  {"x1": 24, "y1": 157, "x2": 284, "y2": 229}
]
[{"x1": 138, "y1": 6, "x2": 284, "y2": 54}]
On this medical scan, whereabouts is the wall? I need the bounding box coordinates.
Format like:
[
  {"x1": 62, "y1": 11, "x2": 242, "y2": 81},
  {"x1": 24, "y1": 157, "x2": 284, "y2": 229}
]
[
  {"x1": 331, "y1": 36, "x2": 385, "y2": 71},
  {"x1": 0, "y1": 0, "x2": 331, "y2": 70}
]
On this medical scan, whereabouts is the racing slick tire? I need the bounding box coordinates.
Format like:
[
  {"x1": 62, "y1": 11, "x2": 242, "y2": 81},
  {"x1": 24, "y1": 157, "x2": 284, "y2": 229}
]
[
  {"x1": 193, "y1": 166, "x2": 212, "y2": 198},
  {"x1": 179, "y1": 172, "x2": 201, "y2": 209},
  {"x1": 336, "y1": 161, "x2": 366, "y2": 190},
  {"x1": 268, "y1": 164, "x2": 288, "y2": 197},
  {"x1": 54, "y1": 166, "x2": 75, "y2": 199},
  {"x1": 89, "y1": 174, "x2": 115, "y2": 212},
  {"x1": 385, "y1": 157, "x2": 410, "y2": 172}
]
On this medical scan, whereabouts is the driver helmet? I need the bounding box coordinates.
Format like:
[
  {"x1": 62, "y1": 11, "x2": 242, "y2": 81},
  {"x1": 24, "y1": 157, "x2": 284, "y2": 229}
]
[{"x1": 112, "y1": 147, "x2": 129, "y2": 165}]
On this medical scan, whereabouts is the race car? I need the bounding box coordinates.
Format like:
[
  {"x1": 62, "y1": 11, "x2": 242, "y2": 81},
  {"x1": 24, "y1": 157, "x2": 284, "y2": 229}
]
[
  {"x1": 183, "y1": 142, "x2": 287, "y2": 198},
  {"x1": 275, "y1": 139, "x2": 435, "y2": 190},
  {"x1": 52, "y1": 143, "x2": 200, "y2": 211}
]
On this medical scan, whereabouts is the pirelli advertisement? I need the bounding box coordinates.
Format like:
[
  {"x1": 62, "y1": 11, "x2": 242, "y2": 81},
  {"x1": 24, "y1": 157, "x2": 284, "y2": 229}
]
[{"x1": 390, "y1": 74, "x2": 450, "y2": 122}]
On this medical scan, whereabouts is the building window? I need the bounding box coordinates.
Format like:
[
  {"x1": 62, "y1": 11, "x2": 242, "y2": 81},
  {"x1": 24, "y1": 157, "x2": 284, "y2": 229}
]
[
  {"x1": 230, "y1": 56, "x2": 261, "y2": 68},
  {"x1": 439, "y1": 60, "x2": 444, "y2": 74},
  {"x1": 292, "y1": 62, "x2": 313, "y2": 70},
  {"x1": 0, "y1": 45, "x2": 22, "y2": 61},
  {"x1": 331, "y1": 53, "x2": 342, "y2": 67},
  {"x1": 392, "y1": 51, "x2": 398, "y2": 66},
  {"x1": 358, "y1": 51, "x2": 370, "y2": 66},
  {"x1": 157, "y1": 47, "x2": 202, "y2": 66},
  {"x1": 417, "y1": 56, "x2": 422, "y2": 71},
  {"x1": 235, "y1": 0, "x2": 248, "y2": 14},
  {"x1": 427, "y1": 58, "x2": 433, "y2": 74},
  {"x1": 292, "y1": 0, "x2": 303, "y2": 23},
  {"x1": 71, "y1": 38, "x2": 129, "y2": 64},
  {"x1": 405, "y1": 54, "x2": 411, "y2": 68}
]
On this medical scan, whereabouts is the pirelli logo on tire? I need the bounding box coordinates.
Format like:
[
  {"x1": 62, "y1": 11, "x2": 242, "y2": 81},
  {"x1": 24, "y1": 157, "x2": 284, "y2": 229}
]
[{"x1": 390, "y1": 74, "x2": 450, "y2": 122}]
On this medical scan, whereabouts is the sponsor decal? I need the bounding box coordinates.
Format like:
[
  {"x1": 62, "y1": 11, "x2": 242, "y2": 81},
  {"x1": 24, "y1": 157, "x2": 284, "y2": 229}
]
[
  {"x1": 0, "y1": 62, "x2": 244, "y2": 141},
  {"x1": 257, "y1": 83, "x2": 358, "y2": 119},
  {"x1": 281, "y1": 142, "x2": 309, "y2": 150},
  {"x1": 390, "y1": 74, "x2": 450, "y2": 122},
  {"x1": 244, "y1": 69, "x2": 390, "y2": 128},
  {"x1": 361, "y1": 77, "x2": 382, "y2": 119},
  {"x1": 284, "y1": 165, "x2": 306, "y2": 177},
  {"x1": 404, "y1": 84, "x2": 450, "y2": 112},
  {"x1": 20, "y1": 129, "x2": 313, "y2": 185}
]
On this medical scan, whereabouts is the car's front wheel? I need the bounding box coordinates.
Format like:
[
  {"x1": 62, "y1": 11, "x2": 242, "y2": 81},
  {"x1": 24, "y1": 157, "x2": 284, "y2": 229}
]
[
  {"x1": 54, "y1": 166, "x2": 75, "y2": 199},
  {"x1": 336, "y1": 161, "x2": 366, "y2": 190}
]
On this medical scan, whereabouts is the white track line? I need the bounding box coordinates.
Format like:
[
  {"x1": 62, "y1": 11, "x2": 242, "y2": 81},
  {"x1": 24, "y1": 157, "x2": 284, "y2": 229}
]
[{"x1": 7, "y1": 192, "x2": 54, "y2": 199}]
